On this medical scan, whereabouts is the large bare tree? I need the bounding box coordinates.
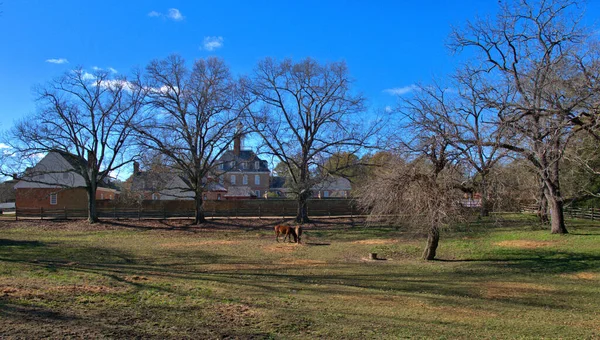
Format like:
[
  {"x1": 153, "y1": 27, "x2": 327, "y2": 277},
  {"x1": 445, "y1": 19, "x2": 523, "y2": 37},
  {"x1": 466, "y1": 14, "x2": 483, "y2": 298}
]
[
  {"x1": 1, "y1": 68, "x2": 144, "y2": 222},
  {"x1": 450, "y1": 0, "x2": 600, "y2": 233},
  {"x1": 134, "y1": 55, "x2": 242, "y2": 224},
  {"x1": 243, "y1": 57, "x2": 377, "y2": 223}
]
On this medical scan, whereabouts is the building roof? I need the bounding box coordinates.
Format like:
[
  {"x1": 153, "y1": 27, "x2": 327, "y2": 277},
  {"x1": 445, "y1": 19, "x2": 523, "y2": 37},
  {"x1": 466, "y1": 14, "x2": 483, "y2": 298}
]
[{"x1": 218, "y1": 150, "x2": 270, "y2": 172}]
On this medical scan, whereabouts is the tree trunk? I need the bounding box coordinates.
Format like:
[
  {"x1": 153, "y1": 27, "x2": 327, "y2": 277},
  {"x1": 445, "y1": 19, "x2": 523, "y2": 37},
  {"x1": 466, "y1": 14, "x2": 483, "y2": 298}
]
[
  {"x1": 422, "y1": 225, "x2": 440, "y2": 260},
  {"x1": 195, "y1": 195, "x2": 206, "y2": 225},
  {"x1": 544, "y1": 161, "x2": 567, "y2": 234},
  {"x1": 296, "y1": 193, "x2": 309, "y2": 223},
  {"x1": 480, "y1": 176, "x2": 489, "y2": 217},
  {"x1": 537, "y1": 182, "x2": 549, "y2": 224},
  {"x1": 87, "y1": 185, "x2": 98, "y2": 224}
]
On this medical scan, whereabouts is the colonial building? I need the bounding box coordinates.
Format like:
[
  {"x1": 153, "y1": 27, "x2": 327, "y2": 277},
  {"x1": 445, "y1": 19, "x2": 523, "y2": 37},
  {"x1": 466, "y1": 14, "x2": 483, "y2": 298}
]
[
  {"x1": 14, "y1": 151, "x2": 119, "y2": 209},
  {"x1": 215, "y1": 133, "x2": 270, "y2": 199}
]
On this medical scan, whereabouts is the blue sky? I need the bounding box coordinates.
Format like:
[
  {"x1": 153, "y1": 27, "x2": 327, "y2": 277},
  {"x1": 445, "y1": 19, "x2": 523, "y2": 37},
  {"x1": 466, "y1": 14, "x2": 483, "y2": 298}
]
[{"x1": 1, "y1": 0, "x2": 599, "y2": 132}]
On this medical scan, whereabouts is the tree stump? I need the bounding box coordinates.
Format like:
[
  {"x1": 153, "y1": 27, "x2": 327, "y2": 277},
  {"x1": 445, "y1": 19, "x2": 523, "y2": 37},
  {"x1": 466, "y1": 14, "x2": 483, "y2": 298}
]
[{"x1": 369, "y1": 253, "x2": 378, "y2": 260}]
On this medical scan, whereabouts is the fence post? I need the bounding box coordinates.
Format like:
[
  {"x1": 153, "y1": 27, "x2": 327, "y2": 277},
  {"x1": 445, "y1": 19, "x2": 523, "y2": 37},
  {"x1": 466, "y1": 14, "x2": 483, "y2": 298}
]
[
  {"x1": 138, "y1": 207, "x2": 141, "y2": 221},
  {"x1": 259, "y1": 205, "x2": 261, "y2": 219},
  {"x1": 64, "y1": 207, "x2": 68, "y2": 220},
  {"x1": 282, "y1": 206, "x2": 285, "y2": 219},
  {"x1": 163, "y1": 207, "x2": 167, "y2": 219},
  {"x1": 592, "y1": 206, "x2": 595, "y2": 221},
  {"x1": 40, "y1": 207, "x2": 43, "y2": 220},
  {"x1": 328, "y1": 202, "x2": 331, "y2": 217},
  {"x1": 114, "y1": 206, "x2": 117, "y2": 220},
  {"x1": 15, "y1": 208, "x2": 18, "y2": 221}
]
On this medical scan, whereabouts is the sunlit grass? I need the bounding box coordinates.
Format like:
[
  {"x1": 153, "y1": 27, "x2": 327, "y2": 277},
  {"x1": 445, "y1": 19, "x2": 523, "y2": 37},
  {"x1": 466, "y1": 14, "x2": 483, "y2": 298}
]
[{"x1": 1, "y1": 215, "x2": 599, "y2": 338}]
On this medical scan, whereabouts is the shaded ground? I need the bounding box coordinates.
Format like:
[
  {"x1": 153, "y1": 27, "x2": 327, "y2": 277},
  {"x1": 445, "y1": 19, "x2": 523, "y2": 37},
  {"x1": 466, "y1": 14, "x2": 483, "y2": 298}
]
[{"x1": 0, "y1": 215, "x2": 599, "y2": 338}]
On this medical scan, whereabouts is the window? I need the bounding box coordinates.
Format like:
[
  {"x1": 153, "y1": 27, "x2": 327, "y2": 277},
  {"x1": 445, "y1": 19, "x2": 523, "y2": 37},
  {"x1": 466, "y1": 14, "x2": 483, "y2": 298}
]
[
  {"x1": 323, "y1": 191, "x2": 330, "y2": 198},
  {"x1": 110, "y1": 195, "x2": 113, "y2": 200},
  {"x1": 255, "y1": 175, "x2": 260, "y2": 185},
  {"x1": 243, "y1": 175, "x2": 248, "y2": 185},
  {"x1": 152, "y1": 193, "x2": 159, "y2": 200},
  {"x1": 203, "y1": 194, "x2": 207, "y2": 200},
  {"x1": 219, "y1": 175, "x2": 224, "y2": 184},
  {"x1": 230, "y1": 161, "x2": 235, "y2": 168},
  {"x1": 100, "y1": 193, "x2": 104, "y2": 200},
  {"x1": 219, "y1": 163, "x2": 224, "y2": 170},
  {"x1": 255, "y1": 161, "x2": 260, "y2": 169},
  {"x1": 217, "y1": 194, "x2": 221, "y2": 200},
  {"x1": 50, "y1": 193, "x2": 57, "y2": 205},
  {"x1": 241, "y1": 162, "x2": 246, "y2": 169},
  {"x1": 255, "y1": 190, "x2": 261, "y2": 197},
  {"x1": 230, "y1": 175, "x2": 236, "y2": 185}
]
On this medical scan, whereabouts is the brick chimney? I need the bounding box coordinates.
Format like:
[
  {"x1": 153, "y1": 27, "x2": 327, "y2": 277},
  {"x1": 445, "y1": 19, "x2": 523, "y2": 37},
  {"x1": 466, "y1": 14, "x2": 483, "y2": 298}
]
[
  {"x1": 233, "y1": 122, "x2": 243, "y2": 156},
  {"x1": 133, "y1": 161, "x2": 140, "y2": 175}
]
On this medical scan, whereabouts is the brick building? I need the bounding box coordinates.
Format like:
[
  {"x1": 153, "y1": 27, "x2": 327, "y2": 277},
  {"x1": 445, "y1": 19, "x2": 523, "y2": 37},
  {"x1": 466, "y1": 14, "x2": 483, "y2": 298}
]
[{"x1": 14, "y1": 151, "x2": 119, "y2": 209}]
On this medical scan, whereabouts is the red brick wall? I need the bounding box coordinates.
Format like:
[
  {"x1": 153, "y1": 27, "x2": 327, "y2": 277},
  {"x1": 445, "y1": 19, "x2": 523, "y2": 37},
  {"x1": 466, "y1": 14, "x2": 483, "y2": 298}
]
[
  {"x1": 16, "y1": 187, "x2": 118, "y2": 209},
  {"x1": 16, "y1": 188, "x2": 88, "y2": 209}
]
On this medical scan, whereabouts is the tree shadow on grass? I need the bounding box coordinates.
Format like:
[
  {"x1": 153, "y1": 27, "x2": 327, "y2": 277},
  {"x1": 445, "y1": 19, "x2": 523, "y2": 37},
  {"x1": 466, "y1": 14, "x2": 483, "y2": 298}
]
[{"x1": 0, "y1": 239, "x2": 45, "y2": 247}]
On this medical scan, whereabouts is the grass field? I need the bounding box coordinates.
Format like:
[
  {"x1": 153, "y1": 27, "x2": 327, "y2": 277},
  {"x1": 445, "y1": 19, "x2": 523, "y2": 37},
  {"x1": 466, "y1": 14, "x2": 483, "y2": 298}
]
[{"x1": 1, "y1": 215, "x2": 599, "y2": 339}]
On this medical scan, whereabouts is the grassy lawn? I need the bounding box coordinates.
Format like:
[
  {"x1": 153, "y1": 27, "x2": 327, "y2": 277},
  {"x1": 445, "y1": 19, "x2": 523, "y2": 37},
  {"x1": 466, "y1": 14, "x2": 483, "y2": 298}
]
[{"x1": 0, "y1": 215, "x2": 599, "y2": 338}]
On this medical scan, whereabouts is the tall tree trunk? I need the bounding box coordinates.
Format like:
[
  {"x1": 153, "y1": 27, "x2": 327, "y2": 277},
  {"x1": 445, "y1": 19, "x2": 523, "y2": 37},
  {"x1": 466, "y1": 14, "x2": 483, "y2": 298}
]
[
  {"x1": 537, "y1": 181, "x2": 549, "y2": 224},
  {"x1": 422, "y1": 225, "x2": 440, "y2": 260},
  {"x1": 195, "y1": 194, "x2": 206, "y2": 225},
  {"x1": 296, "y1": 191, "x2": 309, "y2": 223},
  {"x1": 480, "y1": 176, "x2": 489, "y2": 217},
  {"x1": 545, "y1": 161, "x2": 567, "y2": 234},
  {"x1": 87, "y1": 185, "x2": 98, "y2": 224}
]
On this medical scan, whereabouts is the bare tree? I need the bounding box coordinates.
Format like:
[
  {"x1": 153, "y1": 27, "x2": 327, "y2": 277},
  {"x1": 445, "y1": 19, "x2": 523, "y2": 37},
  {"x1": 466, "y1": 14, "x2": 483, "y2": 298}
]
[
  {"x1": 134, "y1": 55, "x2": 242, "y2": 224},
  {"x1": 450, "y1": 0, "x2": 600, "y2": 234},
  {"x1": 0, "y1": 68, "x2": 144, "y2": 222},
  {"x1": 243, "y1": 57, "x2": 377, "y2": 223}
]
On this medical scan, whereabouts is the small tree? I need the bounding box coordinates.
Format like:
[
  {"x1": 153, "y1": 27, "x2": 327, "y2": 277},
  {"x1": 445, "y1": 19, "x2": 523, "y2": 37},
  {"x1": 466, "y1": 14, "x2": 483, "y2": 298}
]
[{"x1": 1, "y1": 68, "x2": 144, "y2": 223}]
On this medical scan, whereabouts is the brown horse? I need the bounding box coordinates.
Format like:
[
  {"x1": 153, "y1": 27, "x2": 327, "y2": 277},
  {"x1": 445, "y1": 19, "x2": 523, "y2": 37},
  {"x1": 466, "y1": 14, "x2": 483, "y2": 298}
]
[{"x1": 274, "y1": 225, "x2": 302, "y2": 243}]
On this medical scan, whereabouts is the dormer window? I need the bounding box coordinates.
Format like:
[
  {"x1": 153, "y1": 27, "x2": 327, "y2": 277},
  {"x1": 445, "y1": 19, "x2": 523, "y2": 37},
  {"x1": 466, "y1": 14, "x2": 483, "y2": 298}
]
[
  {"x1": 255, "y1": 161, "x2": 260, "y2": 169},
  {"x1": 219, "y1": 163, "x2": 224, "y2": 170},
  {"x1": 230, "y1": 161, "x2": 235, "y2": 168}
]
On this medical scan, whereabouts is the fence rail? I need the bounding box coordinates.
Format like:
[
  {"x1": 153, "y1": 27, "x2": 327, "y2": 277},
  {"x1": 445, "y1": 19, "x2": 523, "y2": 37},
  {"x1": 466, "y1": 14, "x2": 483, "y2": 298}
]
[
  {"x1": 564, "y1": 206, "x2": 600, "y2": 221},
  {"x1": 14, "y1": 199, "x2": 360, "y2": 220}
]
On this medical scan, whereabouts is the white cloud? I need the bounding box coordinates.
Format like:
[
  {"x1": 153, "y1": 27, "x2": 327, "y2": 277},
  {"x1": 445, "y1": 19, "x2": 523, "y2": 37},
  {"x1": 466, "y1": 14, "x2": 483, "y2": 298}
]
[
  {"x1": 149, "y1": 8, "x2": 184, "y2": 21},
  {"x1": 82, "y1": 72, "x2": 95, "y2": 80},
  {"x1": 92, "y1": 66, "x2": 102, "y2": 71},
  {"x1": 383, "y1": 85, "x2": 420, "y2": 96},
  {"x1": 46, "y1": 58, "x2": 69, "y2": 64},
  {"x1": 167, "y1": 8, "x2": 184, "y2": 21},
  {"x1": 108, "y1": 67, "x2": 118, "y2": 74},
  {"x1": 202, "y1": 36, "x2": 224, "y2": 51},
  {"x1": 385, "y1": 105, "x2": 393, "y2": 113},
  {"x1": 0, "y1": 143, "x2": 10, "y2": 149}
]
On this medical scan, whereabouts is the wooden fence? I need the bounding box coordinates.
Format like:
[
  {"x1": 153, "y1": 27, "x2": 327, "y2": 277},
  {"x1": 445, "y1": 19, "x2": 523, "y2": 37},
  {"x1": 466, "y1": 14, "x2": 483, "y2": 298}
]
[
  {"x1": 564, "y1": 206, "x2": 600, "y2": 221},
  {"x1": 14, "y1": 199, "x2": 360, "y2": 220}
]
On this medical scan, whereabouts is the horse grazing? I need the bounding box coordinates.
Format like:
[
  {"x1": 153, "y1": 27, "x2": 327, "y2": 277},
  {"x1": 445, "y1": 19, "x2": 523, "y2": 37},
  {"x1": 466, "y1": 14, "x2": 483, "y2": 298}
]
[{"x1": 275, "y1": 225, "x2": 302, "y2": 243}]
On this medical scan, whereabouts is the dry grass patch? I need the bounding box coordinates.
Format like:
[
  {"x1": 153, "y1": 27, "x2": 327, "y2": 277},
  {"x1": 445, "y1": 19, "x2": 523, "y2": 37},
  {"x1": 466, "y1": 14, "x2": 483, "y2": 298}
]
[
  {"x1": 261, "y1": 243, "x2": 300, "y2": 253},
  {"x1": 561, "y1": 272, "x2": 599, "y2": 280},
  {"x1": 479, "y1": 281, "x2": 556, "y2": 299},
  {"x1": 202, "y1": 263, "x2": 266, "y2": 271},
  {"x1": 352, "y1": 239, "x2": 397, "y2": 245},
  {"x1": 212, "y1": 303, "x2": 264, "y2": 325},
  {"x1": 53, "y1": 284, "x2": 123, "y2": 294},
  {"x1": 494, "y1": 240, "x2": 556, "y2": 249},
  {"x1": 160, "y1": 240, "x2": 240, "y2": 248},
  {"x1": 280, "y1": 259, "x2": 327, "y2": 266}
]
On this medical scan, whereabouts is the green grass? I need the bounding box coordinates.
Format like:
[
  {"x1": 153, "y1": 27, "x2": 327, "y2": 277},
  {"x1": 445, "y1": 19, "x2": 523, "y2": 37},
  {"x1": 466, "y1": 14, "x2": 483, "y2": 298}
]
[{"x1": 1, "y1": 215, "x2": 599, "y2": 338}]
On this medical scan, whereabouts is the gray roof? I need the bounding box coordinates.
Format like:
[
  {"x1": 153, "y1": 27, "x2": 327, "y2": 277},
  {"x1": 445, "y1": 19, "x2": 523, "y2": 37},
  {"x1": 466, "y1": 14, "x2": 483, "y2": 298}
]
[{"x1": 218, "y1": 150, "x2": 269, "y2": 172}]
